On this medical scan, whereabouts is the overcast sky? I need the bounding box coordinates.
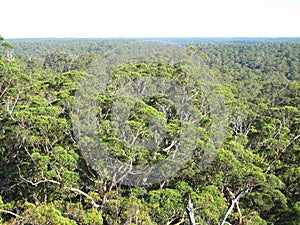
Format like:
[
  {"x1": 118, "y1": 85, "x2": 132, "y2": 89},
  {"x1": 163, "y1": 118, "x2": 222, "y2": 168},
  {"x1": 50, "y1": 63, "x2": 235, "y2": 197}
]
[{"x1": 1, "y1": 0, "x2": 300, "y2": 38}]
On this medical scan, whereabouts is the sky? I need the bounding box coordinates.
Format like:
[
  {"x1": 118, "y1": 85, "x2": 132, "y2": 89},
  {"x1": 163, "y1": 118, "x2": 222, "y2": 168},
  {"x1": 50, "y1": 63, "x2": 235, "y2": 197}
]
[{"x1": 1, "y1": 0, "x2": 300, "y2": 38}]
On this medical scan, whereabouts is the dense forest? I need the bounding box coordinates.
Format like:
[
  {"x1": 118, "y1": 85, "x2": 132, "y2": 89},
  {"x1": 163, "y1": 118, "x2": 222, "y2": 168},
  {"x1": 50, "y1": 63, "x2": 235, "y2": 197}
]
[{"x1": 0, "y1": 36, "x2": 299, "y2": 224}]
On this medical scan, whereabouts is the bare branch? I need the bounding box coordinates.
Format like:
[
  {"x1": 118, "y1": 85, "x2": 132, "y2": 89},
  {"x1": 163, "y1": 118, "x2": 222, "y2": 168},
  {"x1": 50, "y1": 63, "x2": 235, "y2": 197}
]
[
  {"x1": 0, "y1": 209, "x2": 19, "y2": 217},
  {"x1": 67, "y1": 187, "x2": 100, "y2": 208},
  {"x1": 18, "y1": 167, "x2": 60, "y2": 186},
  {"x1": 5, "y1": 91, "x2": 21, "y2": 121},
  {"x1": 219, "y1": 181, "x2": 250, "y2": 225},
  {"x1": 114, "y1": 157, "x2": 133, "y2": 184},
  {"x1": 186, "y1": 194, "x2": 196, "y2": 225},
  {"x1": 1, "y1": 180, "x2": 25, "y2": 191},
  {"x1": 265, "y1": 134, "x2": 300, "y2": 173},
  {"x1": 0, "y1": 86, "x2": 9, "y2": 99},
  {"x1": 21, "y1": 145, "x2": 37, "y2": 165},
  {"x1": 17, "y1": 167, "x2": 100, "y2": 208},
  {"x1": 162, "y1": 139, "x2": 177, "y2": 153},
  {"x1": 167, "y1": 216, "x2": 185, "y2": 225}
]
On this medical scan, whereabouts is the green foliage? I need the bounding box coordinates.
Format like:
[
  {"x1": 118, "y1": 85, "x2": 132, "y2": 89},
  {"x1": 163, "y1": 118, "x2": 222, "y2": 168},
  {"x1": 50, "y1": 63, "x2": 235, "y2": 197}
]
[
  {"x1": 146, "y1": 188, "x2": 185, "y2": 223},
  {"x1": 0, "y1": 39, "x2": 299, "y2": 224},
  {"x1": 12, "y1": 203, "x2": 77, "y2": 225},
  {"x1": 82, "y1": 209, "x2": 103, "y2": 225},
  {"x1": 0, "y1": 196, "x2": 3, "y2": 223},
  {"x1": 186, "y1": 185, "x2": 227, "y2": 224},
  {"x1": 104, "y1": 191, "x2": 155, "y2": 224}
]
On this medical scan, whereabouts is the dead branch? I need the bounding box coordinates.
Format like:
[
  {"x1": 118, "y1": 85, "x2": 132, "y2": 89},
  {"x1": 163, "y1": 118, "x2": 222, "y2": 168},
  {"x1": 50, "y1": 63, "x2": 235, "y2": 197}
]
[
  {"x1": 219, "y1": 181, "x2": 251, "y2": 225},
  {"x1": 0, "y1": 209, "x2": 19, "y2": 217},
  {"x1": 186, "y1": 194, "x2": 196, "y2": 225},
  {"x1": 67, "y1": 187, "x2": 100, "y2": 208}
]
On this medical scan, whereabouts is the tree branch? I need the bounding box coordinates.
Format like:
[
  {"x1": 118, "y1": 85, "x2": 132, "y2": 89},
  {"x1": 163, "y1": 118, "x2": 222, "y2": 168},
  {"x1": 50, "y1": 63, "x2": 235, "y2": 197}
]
[
  {"x1": 67, "y1": 187, "x2": 100, "y2": 208},
  {"x1": 219, "y1": 181, "x2": 250, "y2": 225},
  {"x1": 5, "y1": 91, "x2": 21, "y2": 121},
  {"x1": 265, "y1": 134, "x2": 300, "y2": 173},
  {"x1": 17, "y1": 167, "x2": 100, "y2": 208},
  {"x1": 186, "y1": 194, "x2": 196, "y2": 225},
  {"x1": 235, "y1": 201, "x2": 243, "y2": 225},
  {"x1": 0, "y1": 209, "x2": 19, "y2": 217}
]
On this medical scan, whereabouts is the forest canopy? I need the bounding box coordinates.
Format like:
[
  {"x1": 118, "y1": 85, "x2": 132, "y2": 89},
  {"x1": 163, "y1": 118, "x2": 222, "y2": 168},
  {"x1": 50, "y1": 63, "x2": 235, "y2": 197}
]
[{"x1": 0, "y1": 37, "x2": 299, "y2": 224}]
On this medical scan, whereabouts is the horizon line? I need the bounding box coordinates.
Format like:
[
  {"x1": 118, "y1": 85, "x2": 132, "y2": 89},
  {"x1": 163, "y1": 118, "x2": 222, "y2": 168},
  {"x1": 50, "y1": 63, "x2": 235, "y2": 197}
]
[{"x1": 7, "y1": 36, "x2": 300, "y2": 40}]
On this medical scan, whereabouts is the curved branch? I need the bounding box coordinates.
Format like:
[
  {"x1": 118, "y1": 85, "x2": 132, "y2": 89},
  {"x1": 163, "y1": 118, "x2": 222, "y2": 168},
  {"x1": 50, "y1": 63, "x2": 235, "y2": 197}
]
[
  {"x1": 0, "y1": 209, "x2": 19, "y2": 217},
  {"x1": 18, "y1": 167, "x2": 100, "y2": 208},
  {"x1": 67, "y1": 187, "x2": 100, "y2": 208}
]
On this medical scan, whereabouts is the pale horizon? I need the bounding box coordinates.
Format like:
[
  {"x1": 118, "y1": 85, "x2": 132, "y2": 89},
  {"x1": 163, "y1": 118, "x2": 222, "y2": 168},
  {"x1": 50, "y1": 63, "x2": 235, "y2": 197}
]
[{"x1": 1, "y1": 0, "x2": 300, "y2": 39}]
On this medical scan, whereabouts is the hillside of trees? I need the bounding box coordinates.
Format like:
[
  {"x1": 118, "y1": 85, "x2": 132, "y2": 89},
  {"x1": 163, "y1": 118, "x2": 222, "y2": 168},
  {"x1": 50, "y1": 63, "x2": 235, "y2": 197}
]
[{"x1": 0, "y1": 36, "x2": 299, "y2": 224}]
